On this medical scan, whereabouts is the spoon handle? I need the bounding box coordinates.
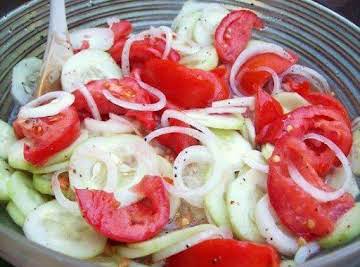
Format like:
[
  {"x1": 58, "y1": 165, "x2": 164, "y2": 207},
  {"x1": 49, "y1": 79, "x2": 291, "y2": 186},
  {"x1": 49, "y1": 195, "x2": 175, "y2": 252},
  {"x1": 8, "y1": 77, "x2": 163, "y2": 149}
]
[{"x1": 34, "y1": 0, "x2": 73, "y2": 97}]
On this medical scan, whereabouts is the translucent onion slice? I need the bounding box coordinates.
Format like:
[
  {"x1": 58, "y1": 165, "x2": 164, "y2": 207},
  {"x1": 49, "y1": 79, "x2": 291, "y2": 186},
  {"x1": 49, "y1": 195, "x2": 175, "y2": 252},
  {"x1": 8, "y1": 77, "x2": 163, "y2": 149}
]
[
  {"x1": 51, "y1": 171, "x2": 80, "y2": 214},
  {"x1": 280, "y1": 64, "x2": 330, "y2": 92},
  {"x1": 152, "y1": 226, "x2": 230, "y2": 262},
  {"x1": 186, "y1": 107, "x2": 247, "y2": 115},
  {"x1": 212, "y1": 96, "x2": 255, "y2": 110},
  {"x1": 294, "y1": 242, "x2": 320, "y2": 264},
  {"x1": 288, "y1": 133, "x2": 351, "y2": 202},
  {"x1": 254, "y1": 66, "x2": 281, "y2": 94},
  {"x1": 18, "y1": 91, "x2": 74, "y2": 119},
  {"x1": 243, "y1": 150, "x2": 269, "y2": 173},
  {"x1": 77, "y1": 84, "x2": 101, "y2": 120},
  {"x1": 230, "y1": 43, "x2": 292, "y2": 96},
  {"x1": 84, "y1": 118, "x2": 133, "y2": 134},
  {"x1": 255, "y1": 195, "x2": 298, "y2": 255},
  {"x1": 109, "y1": 113, "x2": 141, "y2": 135}
]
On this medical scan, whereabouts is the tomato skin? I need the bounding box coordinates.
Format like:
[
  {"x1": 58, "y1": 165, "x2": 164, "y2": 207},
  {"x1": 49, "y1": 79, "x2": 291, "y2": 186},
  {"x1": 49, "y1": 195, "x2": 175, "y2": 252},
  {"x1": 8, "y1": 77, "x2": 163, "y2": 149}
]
[
  {"x1": 211, "y1": 65, "x2": 231, "y2": 101},
  {"x1": 142, "y1": 59, "x2": 221, "y2": 109},
  {"x1": 76, "y1": 176, "x2": 170, "y2": 243},
  {"x1": 157, "y1": 118, "x2": 199, "y2": 155},
  {"x1": 13, "y1": 107, "x2": 81, "y2": 166},
  {"x1": 236, "y1": 52, "x2": 298, "y2": 96},
  {"x1": 165, "y1": 239, "x2": 280, "y2": 267},
  {"x1": 282, "y1": 74, "x2": 312, "y2": 95},
  {"x1": 110, "y1": 37, "x2": 180, "y2": 68},
  {"x1": 255, "y1": 89, "x2": 283, "y2": 133},
  {"x1": 256, "y1": 105, "x2": 352, "y2": 176},
  {"x1": 72, "y1": 78, "x2": 157, "y2": 130},
  {"x1": 268, "y1": 137, "x2": 354, "y2": 240},
  {"x1": 214, "y1": 10, "x2": 264, "y2": 64},
  {"x1": 110, "y1": 20, "x2": 132, "y2": 42}
]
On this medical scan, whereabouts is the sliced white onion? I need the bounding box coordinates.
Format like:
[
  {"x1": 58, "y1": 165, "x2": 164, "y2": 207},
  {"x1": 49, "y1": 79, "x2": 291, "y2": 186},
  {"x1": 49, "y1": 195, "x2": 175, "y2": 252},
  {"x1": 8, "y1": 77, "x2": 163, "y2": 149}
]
[
  {"x1": 52, "y1": 171, "x2": 80, "y2": 214},
  {"x1": 212, "y1": 96, "x2": 255, "y2": 110},
  {"x1": 253, "y1": 66, "x2": 281, "y2": 94},
  {"x1": 106, "y1": 17, "x2": 120, "y2": 27},
  {"x1": 114, "y1": 189, "x2": 143, "y2": 208},
  {"x1": 172, "y1": 39, "x2": 202, "y2": 55},
  {"x1": 243, "y1": 150, "x2": 269, "y2": 173},
  {"x1": 70, "y1": 28, "x2": 114, "y2": 51},
  {"x1": 244, "y1": 118, "x2": 256, "y2": 147},
  {"x1": 187, "y1": 107, "x2": 247, "y2": 115},
  {"x1": 159, "y1": 26, "x2": 173, "y2": 59},
  {"x1": 18, "y1": 91, "x2": 74, "y2": 119},
  {"x1": 230, "y1": 43, "x2": 292, "y2": 96},
  {"x1": 109, "y1": 113, "x2": 141, "y2": 135},
  {"x1": 255, "y1": 195, "x2": 298, "y2": 256},
  {"x1": 351, "y1": 116, "x2": 360, "y2": 132},
  {"x1": 77, "y1": 84, "x2": 101, "y2": 120},
  {"x1": 280, "y1": 65, "x2": 330, "y2": 92},
  {"x1": 153, "y1": 226, "x2": 229, "y2": 262},
  {"x1": 84, "y1": 118, "x2": 133, "y2": 134},
  {"x1": 294, "y1": 242, "x2": 320, "y2": 264},
  {"x1": 288, "y1": 133, "x2": 351, "y2": 202},
  {"x1": 121, "y1": 27, "x2": 173, "y2": 76},
  {"x1": 145, "y1": 126, "x2": 223, "y2": 200}
]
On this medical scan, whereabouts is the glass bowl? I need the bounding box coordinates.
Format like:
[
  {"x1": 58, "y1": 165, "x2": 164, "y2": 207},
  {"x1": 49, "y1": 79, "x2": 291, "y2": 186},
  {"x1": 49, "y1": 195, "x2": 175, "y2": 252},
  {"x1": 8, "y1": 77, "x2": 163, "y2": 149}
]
[{"x1": 0, "y1": 0, "x2": 359, "y2": 266}]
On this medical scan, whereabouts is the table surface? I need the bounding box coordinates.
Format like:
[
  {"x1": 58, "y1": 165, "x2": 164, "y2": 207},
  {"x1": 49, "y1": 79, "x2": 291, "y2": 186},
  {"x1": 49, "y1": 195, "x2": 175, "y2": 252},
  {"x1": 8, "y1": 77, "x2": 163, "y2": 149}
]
[{"x1": 0, "y1": 0, "x2": 358, "y2": 267}]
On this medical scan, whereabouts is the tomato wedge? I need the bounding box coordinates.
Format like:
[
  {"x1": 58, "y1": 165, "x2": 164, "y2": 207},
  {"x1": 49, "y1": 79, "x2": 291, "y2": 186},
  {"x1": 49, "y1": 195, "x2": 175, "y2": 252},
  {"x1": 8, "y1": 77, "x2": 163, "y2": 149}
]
[
  {"x1": 142, "y1": 59, "x2": 224, "y2": 109},
  {"x1": 282, "y1": 74, "x2": 312, "y2": 95},
  {"x1": 76, "y1": 176, "x2": 169, "y2": 243},
  {"x1": 214, "y1": 10, "x2": 264, "y2": 63},
  {"x1": 110, "y1": 20, "x2": 132, "y2": 42},
  {"x1": 211, "y1": 65, "x2": 231, "y2": 101},
  {"x1": 72, "y1": 78, "x2": 157, "y2": 130},
  {"x1": 110, "y1": 37, "x2": 180, "y2": 68},
  {"x1": 236, "y1": 52, "x2": 298, "y2": 96},
  {"x1": 256, "y1": 105, "x2": 352, "y2": 176},
  {"x1": 268, "y1": 137, "x2": 354, "y2": 240},
  {"x1": 165, "y1": 239, "x2": 280, "y2": 267},
  {"x1": 255, "y1": 89, "x2": 283, "y2": 133},
  {"x1": 13, "y1": 107, "x2": 80, "y2": 166}
]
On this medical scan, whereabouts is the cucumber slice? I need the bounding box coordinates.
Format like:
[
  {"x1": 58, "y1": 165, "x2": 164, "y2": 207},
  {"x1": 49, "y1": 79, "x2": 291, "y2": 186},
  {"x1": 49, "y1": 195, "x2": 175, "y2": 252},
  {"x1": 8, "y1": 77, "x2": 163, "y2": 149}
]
[
  {"x1": 273, "y1": 92, "x2": 309, "y2": 113},
  {"x1": 8, "y1": 130, "x2": 88, "y2": 173},
  {"x1": 117, "y1": 224, "x2": 216, "y2": 258},
  {"x1": 11, "y1": 57, "x2": 42, "y2": 105},
  {"x1": 89, "y1": 256, "x2": 119, "y2": 267},
  {"x1": 0, "y1": 160, "x2": 13, "y2": 201},
  {"x1": 6, "y1": 201, "x2": 25, "y2": 227},
  {"x1": 0, "y1": 120, "x2": 16, "y2": 160},
  {"x1": 7, "y1": 171, "x2": 46, "y2": 216},
  {"x1": 280, "y1": 260, "x2": 296, "y2": 267},
  {"x1": 180, "y1": 46, "x2": 218, "y2": 71},
  {"x1": 261, "y1": 143, "x2": 275, "y2": 161},
  {"x1": 24, "y1": 200, "x2": 107, "y2": 259},
  {"x1": 33, "y1": 173, "x2": 53, "y2": 195},
  {"x1": 226, "y1": 169, "x2": 266, "y2": 242},
  {"x1": 319, "y1": 203, "x2": 360, "y2": 249},
  {"x1": 350, "y1": 128, "x2": 360, "y2": 175},
  {"x1": 204, "y1": 172, "x2": 235, "y2": 228},
  {"x1": 61, "y1": 49, "x2": 122, "y2": 92},
  {"x1": 185, "y1": 111, "x2": 245, "y2": 130},
  {"x1": 212, "y1": 129, "x2": 252, "y2": 171}
]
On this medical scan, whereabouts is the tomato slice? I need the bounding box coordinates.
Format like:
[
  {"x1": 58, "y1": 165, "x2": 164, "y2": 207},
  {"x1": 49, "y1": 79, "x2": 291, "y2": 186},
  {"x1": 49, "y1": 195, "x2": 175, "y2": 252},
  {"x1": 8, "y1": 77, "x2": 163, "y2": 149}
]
[
  {"x1": 72, "y1": 78, "x2": 157, "y2": 131},
  {"x1": 157, "y1": 118, "x2": 199, "y2": 156},
  {"x1": 301, "y1": 92, "x2": 351, "y2": 128},
  {"x1": 211, "y1": 65, "x2": 231, "y2": 101},
  {"x1": 110, "y1": 20, "x2": 132, "y2": 42},
  {"x1": 214, "y1": 10, "x2": 264, "y2": 64},
  {"x1": 256, "y1": 105, "x2": 352, "y2": 176},
  {"x1": 268, "y1": 137, "x2": 354, "y2": 240},
  {"x1": 281, "y1": 74, "x2": 312, "y2": 95},
  {"x1": 110, "y1": 37, "x2": 180, "y2": 68},
  {"x1": 165, "y1": 239, "x2": 280, "y2": 267},
  {"x1": 13, "y1": 107, "x2": 80, "y2": 166},
  {"x1": 76, "y1": 176, "x2": 169, "y2": 243},
  {"x1": 142, "y1": 59, "x2": 223, "y2": 109},
  {"x1": 236, "y1": 52, "x2": 298, "y2": 96},
  {"x1": 255, "y1": 89, "x2": 283, "y2": 133}
]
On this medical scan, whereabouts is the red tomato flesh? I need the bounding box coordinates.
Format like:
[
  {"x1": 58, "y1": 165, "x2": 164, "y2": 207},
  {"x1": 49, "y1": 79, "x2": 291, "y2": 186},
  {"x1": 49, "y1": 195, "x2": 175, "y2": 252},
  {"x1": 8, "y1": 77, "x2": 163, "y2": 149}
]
[
  {"x1": 72, "y1": 78, "x2": 157, "y2": 131},
  {"x1": 214, "y1": 10, "x2": 264, "y2": 64},
  {"x1": 268, "y1": 137, "x2": 354, "y2": 240},
  {"x1": 211, "y1": 65, "x2": 231, "y2": 101},
  {"x1": 110, "y1": 20, "x2": 132, "y2": 42},
  {"x1": 236, "y1": 52, "x2": 298, "y2": 96},
  {"x1": 13, "y1": 107, "x2": 80, "y2": 166},
  {"x1": 76, "y1": 176, "x2": 170, "y2": 243},
  {"x1": 255, "y1": 89, "x2": 283, "y2": 133},
  {"x1": 142, "y1": 59, "x2": 223, "y2": 109},
  {"x1": 165, "y1": 239, "x2": 280, "y2": 267}
]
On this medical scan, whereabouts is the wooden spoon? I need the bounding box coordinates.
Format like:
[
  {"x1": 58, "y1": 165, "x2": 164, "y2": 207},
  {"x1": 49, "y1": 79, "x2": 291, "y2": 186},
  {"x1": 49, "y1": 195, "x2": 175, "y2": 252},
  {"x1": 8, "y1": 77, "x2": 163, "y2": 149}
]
[{"x1": 34, "y1": 0, "x2": 73, "y2": 97}]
